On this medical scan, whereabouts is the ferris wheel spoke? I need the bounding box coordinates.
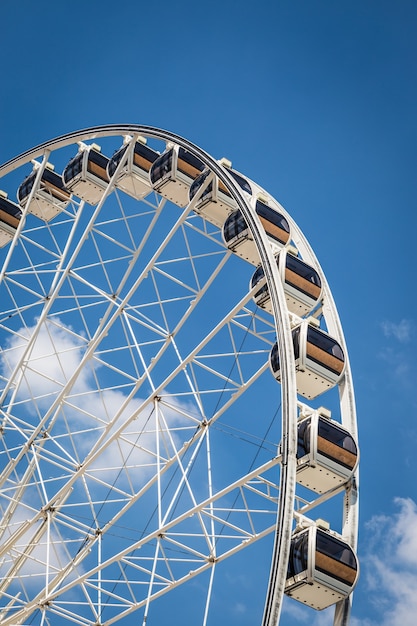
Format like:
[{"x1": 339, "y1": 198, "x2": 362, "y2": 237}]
[
  {"x1": 0, "y1": 202, "x2": 203, "y2": 499},
  {"x1": 0, "y1": 454, "x2": 281, "y2": 626},
  {"x1": 0, "y1": 342, "x2": 272, "y2": 604}
]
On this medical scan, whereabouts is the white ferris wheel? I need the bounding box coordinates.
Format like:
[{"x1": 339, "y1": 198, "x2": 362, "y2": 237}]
[{"x1": 0, "y1": 126, "x2": 359, "y2": 626}]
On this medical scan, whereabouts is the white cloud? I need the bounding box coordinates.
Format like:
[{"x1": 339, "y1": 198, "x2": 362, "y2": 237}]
[
  {"x1": 282, "y1": 599, "x2": 311, "y2": 622},
  {"x1": 0, "y1": 504, "x2": 79, "y2": 591},
  {"x1": 282, "y1": 599, "x2": 335, "y2": 625},
  {"x1": 349, "y1": 618, "x2": 373, "y2": 626},
  {"x1": 85, "y1": 388, "x2": 194, "y2": 485},
  {"x1": 361, "y1": 497, "x2": 417, "y2": 626},
  {"x1": 377, "y1": 318, "x2": 416, "y2": 390},
  {"x1": 232, "y1": 602, "x2": 247, "y2": 615},
  {"x1": 381, "y1": 319, "x2": 413, "y2": 343},
  {"x1": 0, "y1": 319, "x2": 199, "y2": 485},
  {"x1": 1, "y1": 318, "x2": 89, "y2": 409},
  {"x1": 310, "y1": 612, "x2": 334, "y2": 626}
]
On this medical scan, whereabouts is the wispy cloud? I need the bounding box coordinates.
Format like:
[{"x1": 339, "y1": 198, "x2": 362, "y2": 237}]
[
  {"x1": 0, "y1": 318, "x2": 200, "y2": 512},
  {"x1": 361, "y1": 497, "x2": 417, "y2": 626},
  {"x1": 282, "y1": 598, "x2": 338, "y2": 625},
  {"x1": 381, "y1": 319, "x2": 413, "y2": 343},
  {"x1": 0, "y1": 503, "x2": 80, "y2": 591},
  {"x1": 282, "y1": 598, "x2": 314, "y2": 622},
  {"x1": 377, "y1": 319, "x2": 416, "y2": 391}
]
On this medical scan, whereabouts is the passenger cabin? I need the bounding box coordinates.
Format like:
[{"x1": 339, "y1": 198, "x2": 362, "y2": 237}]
[
  {"x1": 296, "y1": 412, "x2": 358, "y2": 493},
  {"x1": 17, "y1": 162, "x2": 71, "y2": 221},
  {"x1": 62, "y1": 143, "x2": 110, "y2": 205},
  {"x1": 223, "y1": 198, "x2": 291, "y2": 266},
  {"x1": 285, "y1": 524, "x2": 358, "y2": 610},
  {"x1": 0, "y1": 191, "x2": 22, "y2": 247},
  {"x1": 149, "y1": 145, "x2": 204, "y2": 207},
  {"x1": 107, "y1": 136, "x2": 158, "y2": 200},
  {"x1": 270, "y1": 321, "x2": 345, "y2": 399},
  {"x1": 189, "y1": 165, "x2": 252, "y2": 228},
  {"x1": 251, "y1": 250, "x2": 322, "y2": 316}
]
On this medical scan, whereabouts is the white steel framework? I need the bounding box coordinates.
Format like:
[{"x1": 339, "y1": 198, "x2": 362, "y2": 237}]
[{"x1": 0, "y1": 126, "x2": 358, "y2": 626}]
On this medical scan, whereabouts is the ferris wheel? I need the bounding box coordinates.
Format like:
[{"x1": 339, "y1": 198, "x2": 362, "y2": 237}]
[{"x1": 0, "y1": 126, "x2": 359, "y2": 626}]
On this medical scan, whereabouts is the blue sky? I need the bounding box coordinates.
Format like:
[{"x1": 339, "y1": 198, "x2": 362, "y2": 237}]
[{"x1": 1, "y1": 1, "x2": 417, "y2": 625}]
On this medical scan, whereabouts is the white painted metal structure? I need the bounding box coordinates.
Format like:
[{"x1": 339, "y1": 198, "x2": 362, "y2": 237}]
[{"x1": 0, "y1": 126, "x2": 358, "y2": 626}]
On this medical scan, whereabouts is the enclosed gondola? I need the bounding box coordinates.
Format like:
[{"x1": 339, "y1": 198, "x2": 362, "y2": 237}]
[
  {"x1": 296, "y1": 410, "x2": 358, "y2": 493},
  {"x1": 17, "y1": 162, "x2": 71, "y2": 221},
  {"x1": 189, "y1": 162, "x2": 252, "y2": 227},
  {"x1": 62, "y1": 143, "x2": 110, "y2": 205},
  {"x1": 250, "y1": 249, "x2": 322, "y2": 316},
  {"x1": 270, "y1": 320, "x2": 345, "y2": 399},
  {"x1": 223, "y1": 197, "x2": 291, "y2": 265},
  {"x1": 285, "y1": 523, "x2": 359, "y2": 610},
  {"x1": 149, "y1": 145, "x2": 205, "y2": 207},
  {"x1": 107, "y1": 136, "x2": 158, "y2": 200},
  {"x1": 0, "y1": 191, "x2": 22, "y2": 247}
]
